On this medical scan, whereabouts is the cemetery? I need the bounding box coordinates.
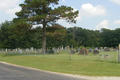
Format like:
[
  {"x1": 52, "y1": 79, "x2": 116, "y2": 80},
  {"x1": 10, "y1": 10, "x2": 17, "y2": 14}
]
[
  {"x1": 0, "y1": 0, "x2": 120, "y2": 78},
  {"x1": 0, "y1": 47, "x2": 120, "y2": 77},
  {"x1": 0, "y1": 46, "x2": 119, "y2": 63},
  {"x1": 0, "y1": 45, "x2": 120, "y2": 77}
]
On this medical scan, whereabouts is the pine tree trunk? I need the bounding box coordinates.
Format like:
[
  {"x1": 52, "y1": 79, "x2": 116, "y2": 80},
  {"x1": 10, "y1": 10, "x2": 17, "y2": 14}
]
[{"x1": 42, "y1": 21, "x2": 46, "y2": 54}]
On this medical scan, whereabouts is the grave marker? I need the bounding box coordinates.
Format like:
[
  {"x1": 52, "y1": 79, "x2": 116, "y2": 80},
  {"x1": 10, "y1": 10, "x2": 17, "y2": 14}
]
[
  {"x1": 104, "y1": 47, "x2": 110, "y2": 51},
  {"x1": 6, "y1": 48, "x2": 7, "y2": 52},
  {"x1": 93, "y1": 50, "x2": 99, "y2": 55},
  {"x1": 61, "y1": 45, "x2": 63, "y2": 50},
  {"x1": 30, "y1": 47, "x2": 33, "y2": 51},
  {"x1": 89, "y1": 49, "x2": 92, "y2": 53},
  {"x1": 78, "y1": 49, "x2": 89, "y2": 55},
  {"x1": 70, "y1": 49, "x2": 75, "y2": 54}
]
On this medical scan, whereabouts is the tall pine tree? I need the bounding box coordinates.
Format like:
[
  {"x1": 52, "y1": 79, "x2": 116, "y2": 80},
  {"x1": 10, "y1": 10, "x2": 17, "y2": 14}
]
[{"x1": 16, "y1": 0, "x2": 79, "y2": 54}]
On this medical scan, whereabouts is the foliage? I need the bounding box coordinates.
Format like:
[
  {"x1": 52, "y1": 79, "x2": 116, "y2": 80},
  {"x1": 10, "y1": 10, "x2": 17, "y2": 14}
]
[
  {"x1": 15, "y1": 0, "x2": 79, "y2": 53},
  {"x1": 0, "y1": 20, "x2": 120, "y2": 49},
  {"x1": 0, "y1": 20, "x2": 42, "y2": 49}
]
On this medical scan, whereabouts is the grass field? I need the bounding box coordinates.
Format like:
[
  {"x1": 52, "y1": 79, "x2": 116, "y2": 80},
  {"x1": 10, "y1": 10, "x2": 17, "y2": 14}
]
[
  {"x1": 6, "y1": 50, "x2": 118, "y2": 62},
  {"x1": 0, "y1": 50, "x2": 120, "y2": 77}
]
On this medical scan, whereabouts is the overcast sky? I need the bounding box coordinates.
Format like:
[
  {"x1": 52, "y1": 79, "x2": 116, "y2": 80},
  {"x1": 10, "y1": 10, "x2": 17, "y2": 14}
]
[{"x1": 0, "y1": 0, "x2": 120, "y2": 30}]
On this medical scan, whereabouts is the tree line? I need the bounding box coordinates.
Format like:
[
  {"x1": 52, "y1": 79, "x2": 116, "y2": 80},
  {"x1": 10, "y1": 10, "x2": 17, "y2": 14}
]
[{"x1": 0, "y1": 20, "x2": 120, "y2": 49}]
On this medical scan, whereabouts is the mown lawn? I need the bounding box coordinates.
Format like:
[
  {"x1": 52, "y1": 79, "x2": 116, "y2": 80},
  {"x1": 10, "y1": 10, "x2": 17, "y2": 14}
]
[{"x1": 0, "y1": 52, "x2": 120, "y2": 77}]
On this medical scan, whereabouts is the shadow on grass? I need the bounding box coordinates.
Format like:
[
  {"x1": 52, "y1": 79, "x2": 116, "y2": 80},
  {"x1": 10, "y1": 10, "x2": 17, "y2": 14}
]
[
  {"x1": 2, "y1": 54, "x2": 19, "y2": 57},
  {"x1": 95, "y1": 59, "x2": 120, "y2": 64}
]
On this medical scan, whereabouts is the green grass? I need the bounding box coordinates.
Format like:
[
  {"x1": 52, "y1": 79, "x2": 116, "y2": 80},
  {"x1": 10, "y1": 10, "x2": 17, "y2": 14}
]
[
  {"x1": 0, "y1": 50, "x2": 120, "y2": 77},
  {"x1": 27, "y1": 50, "x2": 118, "y2": 62}
]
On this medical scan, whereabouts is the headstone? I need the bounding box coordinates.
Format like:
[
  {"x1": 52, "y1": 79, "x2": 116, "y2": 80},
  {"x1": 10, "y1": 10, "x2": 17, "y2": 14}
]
[
  {"x1": 65, "y1": 47, "x2": 67, "y2": 50},
  {"x1": 52, "y1": 47, "x2": 56, "y2": 52},
  {"x1": 58, "y1": 48, "x2": 60, "y2": 51},
  {"x1": 30, "y1": 47, "x2": 33, "y2": 51},
  {"x1": 8, "y1": 49, "x2": 10, "y2": 52},
  {"x1": 112, "y1": 49, "x2": 116, "y2": 51},
  {"x1": 2, "y1": 49, "x2": 3, "y2": 52},
  {"x1": 18, "y1": 48, "x2": 22, "y2": 53},
  {"x1": 59, "y1": 46, "x2": 62, "y2": 50},
  {"x1": 78, "y1": 49, "x2": 89, "y2": 55},
  {"x1": 67, "y1": 46, "x2": 69, "y2": 50},
  {"x1": 18, "y1": 48, "x2": 20, "y2": 53},
  {"x1": 13, "y1": 49, "x2": 15, "y2": 52},
  {"x1": 95, "y1": 47, "x2": 98, "y2": 50},
  {"x1": 71, "y1": 45, "x2": 73, "y2": 49},
  {"x1": 26, "y1": 48, "x2": 29, "y2": 52},
  {"x1": 89, "y1": 49, "x2": 92, "y2": 53},
  {"x1": 15, "y1": 48, "x2": 18, "y2": 52},
  {"x1": 70, "y1": 49, "x2": 75, "y2": 54},
  {"x1": 61, "y1": 45, "x2": 63, "y2": 50},
  {"x1": 78, "y1": 48, "x2": 80, "y2": 53},
  {"x1": 104, "y1": 47, "x2": 107, "y2": 49},
  {"x1": 19, "y1": 49, "x2": 22, "y2": 53},
  {"x1": 65, "y1": 47, "x2": 68, "y2": 51},
  {"x1": 55, "y1": 48, "x2": 58, "y2": 52},
  {"x1": 6, "y1": 48, "x2": 7, "y2": 52},
  {"x1": 93, "y1": 50, "x2": 99, "y2": 55},
  {"x1": 76, "y1": 50, "x2": 78, "y2": 52},
  {"x1": 100, "y1": 47, "x2": 103, "y2": 51},
  {"x1": 104, "y1": 48, "x2": 110, "y2": 51},
  {"x1": 37, "y1": 49, "x2": 40, "y2": 52},
  {"x1": 115, "y1": 46, "x2": 119, "y2": 50}
]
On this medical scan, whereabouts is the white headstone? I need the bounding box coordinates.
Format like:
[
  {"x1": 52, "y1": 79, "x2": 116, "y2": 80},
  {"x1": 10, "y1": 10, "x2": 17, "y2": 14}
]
[
  {"x1": 6, "y1": 48, "x2": 7, "y2": 52},
  {"x1": 15, "y1": 48, "x2": 17, "y2": 52},
  {"x1": 95, "y1": 47, "x2": 98, "y2": 50},
  {"x1": 19, "y1": 49, "x2": 22, "y2": 53},
  {"x1": 26, "y1": 48, "x2": 29, "y2": 52},
  {"x1": 62, "y1": 45, "x2": 63, "y2": 50},
  {"x1": 30, "y1": 47, "x2": 33, "y2": 51}
]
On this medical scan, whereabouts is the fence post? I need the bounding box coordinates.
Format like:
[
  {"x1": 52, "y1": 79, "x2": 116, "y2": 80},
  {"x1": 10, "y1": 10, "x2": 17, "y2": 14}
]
[
  {"x1": 118, "y1": 49, "x2": 120, "y2": 62},
  {"x1": 54, "y1": 50, "x2": 56, "y2": 60},
  {"x1": 116, "y1": 50, "x2": 118, "y2": 63},
  {"x1": 113, "y1": 50, "x2": 115, "y2": 62},
  {"x1": 69, "y1": 50, "x2": 71, "y2": 60},
  {"x1": 102, "y1": 49, "x2": 103, "y2": 62},
  {"x1": 119, "y1": 44, "x2": 120, "y2": 62},
  {"x1": 44, "y1": 49, "x2": 45, "y2": 58},
  {"x1": 35, "y1": 49, "x2": 36, "y2": 56},
  {"x1": 84, "y1": 49, "x2": 85, "y2": 60}
]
